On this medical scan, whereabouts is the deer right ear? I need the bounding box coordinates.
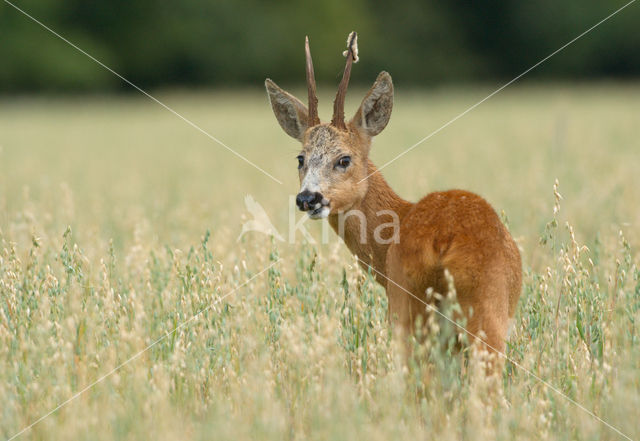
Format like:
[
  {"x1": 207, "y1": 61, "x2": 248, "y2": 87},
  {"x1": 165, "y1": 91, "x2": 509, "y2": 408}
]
[
  {"x1": 351, "y1": 71, "x2": 393, "y2": 137},
  {"x1": 265, "y1": 79, "x2": 309, "y2": 141}
]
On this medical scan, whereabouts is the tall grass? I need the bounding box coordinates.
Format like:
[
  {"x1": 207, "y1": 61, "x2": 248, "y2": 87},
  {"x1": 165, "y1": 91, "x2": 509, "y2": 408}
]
[{"x1": 0, "y1": 85, "x2": 639, "y2": 440}]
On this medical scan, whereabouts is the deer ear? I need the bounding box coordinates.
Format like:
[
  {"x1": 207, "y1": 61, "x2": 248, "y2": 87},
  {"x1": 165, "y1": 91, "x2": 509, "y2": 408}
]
[
  {"x1": 265, "y1": 79, "x2": 309, "y2": 141},
  {"x1": 351, "y1": 71, "x2": 393, "y2": 137}
]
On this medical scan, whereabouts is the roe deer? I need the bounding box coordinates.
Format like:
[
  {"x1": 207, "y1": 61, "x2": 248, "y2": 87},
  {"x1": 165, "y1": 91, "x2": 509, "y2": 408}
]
[{"x1": 265, "y1": 32, "x2": 522, "y2": 371}]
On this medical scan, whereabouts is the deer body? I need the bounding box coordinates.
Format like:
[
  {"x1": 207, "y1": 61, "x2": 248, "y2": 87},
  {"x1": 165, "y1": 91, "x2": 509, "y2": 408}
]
[
  {"x1": 266, "y1": 33, "x2": 522, "y2": 365},
  {"x1": 329, "y1": 155, "x2": 521, "y2": 358}
]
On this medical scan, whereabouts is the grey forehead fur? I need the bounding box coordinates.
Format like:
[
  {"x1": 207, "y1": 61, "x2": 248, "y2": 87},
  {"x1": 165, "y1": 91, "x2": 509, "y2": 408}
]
[
  {"x1": 299, "y1": 126, "x2": 345, "y2": 192},
  {"x1": 304, "y1": 126, "x2": 343, "y2": 159},
  {"x1": 307, "y1": 125, "x2": 339, "y2": 145}
]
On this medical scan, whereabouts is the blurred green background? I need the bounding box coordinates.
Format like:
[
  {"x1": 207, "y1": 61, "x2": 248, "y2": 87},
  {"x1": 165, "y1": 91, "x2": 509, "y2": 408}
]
[{"x1": 1, "y1": 0, "x2": 639, "y2": 93}]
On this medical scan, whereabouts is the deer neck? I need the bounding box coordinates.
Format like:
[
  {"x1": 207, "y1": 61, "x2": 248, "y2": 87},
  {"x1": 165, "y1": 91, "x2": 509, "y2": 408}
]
[{"x1": 328, "y1": 160, "x2": 412, "y2": 276}]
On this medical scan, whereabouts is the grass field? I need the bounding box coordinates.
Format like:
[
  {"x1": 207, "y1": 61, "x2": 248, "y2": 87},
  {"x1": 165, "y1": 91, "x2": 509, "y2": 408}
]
[{"x1": 1, "y1": 84, "x2": 639, "y2": 440}]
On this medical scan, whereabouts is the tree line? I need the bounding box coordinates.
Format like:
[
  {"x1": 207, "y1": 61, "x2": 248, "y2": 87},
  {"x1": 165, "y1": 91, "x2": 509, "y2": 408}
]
[{"x1": 1, "y1": 0, "x2": 638, "y2": 92}]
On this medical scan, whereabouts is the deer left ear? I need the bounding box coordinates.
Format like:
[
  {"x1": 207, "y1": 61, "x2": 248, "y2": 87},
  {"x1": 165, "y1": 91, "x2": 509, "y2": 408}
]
[
  {"x1": 351, "y1": 71, "x2": 393, "y2": 137},
  {"x1": 265, "y1": 79, "x2": 310, "y2": 141}
]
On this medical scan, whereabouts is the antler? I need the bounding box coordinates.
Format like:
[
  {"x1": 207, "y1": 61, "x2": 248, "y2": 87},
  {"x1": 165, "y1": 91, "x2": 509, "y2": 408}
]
[
  {"x1": 305, "y1": 36, "x2": 320, "y2": 126},
  {"x1": 331, "y1": 31, "x2": 359, "y2": 130}
]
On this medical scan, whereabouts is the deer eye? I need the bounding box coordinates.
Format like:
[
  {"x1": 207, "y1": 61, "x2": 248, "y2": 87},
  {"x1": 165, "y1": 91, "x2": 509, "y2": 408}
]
[
  {"x1": 296, "y1": 155, "x2": 304, "y2": 169},
  {"x1": 336, "y1": 156, "x2": 351, "y2": 169}
]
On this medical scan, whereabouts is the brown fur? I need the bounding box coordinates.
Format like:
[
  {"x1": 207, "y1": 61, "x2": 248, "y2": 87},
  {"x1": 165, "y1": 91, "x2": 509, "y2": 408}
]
[{"x1": 266, "y1": 65, "x2": 522, "y2": 374}]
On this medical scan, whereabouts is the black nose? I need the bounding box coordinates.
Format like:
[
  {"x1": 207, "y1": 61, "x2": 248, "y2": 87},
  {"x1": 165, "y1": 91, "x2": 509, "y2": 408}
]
[{"x1": 296, "y1": 190, "x2": 323, "y2": 211}]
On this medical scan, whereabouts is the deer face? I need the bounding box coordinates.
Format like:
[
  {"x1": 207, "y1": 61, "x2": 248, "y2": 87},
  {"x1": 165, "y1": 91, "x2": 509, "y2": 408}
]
[
  {"x1": 295, "y1": 124, "x2": 367, "y2": 218},
  {"x1": 265, "y1": 34, "x2": 393, "y2": 219}
]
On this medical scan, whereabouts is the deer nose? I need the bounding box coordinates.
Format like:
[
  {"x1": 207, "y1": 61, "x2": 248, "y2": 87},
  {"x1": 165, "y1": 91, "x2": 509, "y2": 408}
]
[{"x1": 296, "y1": 190, "x2": 323, "y2": 211}]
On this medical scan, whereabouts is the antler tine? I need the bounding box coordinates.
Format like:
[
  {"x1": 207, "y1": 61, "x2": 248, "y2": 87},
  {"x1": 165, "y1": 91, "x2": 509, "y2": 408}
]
[
  {"x1": 305, "y1": 36, "x2": 320, "y2": 126},
  {"x1": 331, "y1": 31, "x2": 358, "y2": 130}
]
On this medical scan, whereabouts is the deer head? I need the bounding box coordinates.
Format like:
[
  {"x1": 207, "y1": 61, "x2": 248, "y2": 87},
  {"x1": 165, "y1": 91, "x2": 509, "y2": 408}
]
[{"x1": 265, "y1": 32, "x2": 394, "y2": 219}]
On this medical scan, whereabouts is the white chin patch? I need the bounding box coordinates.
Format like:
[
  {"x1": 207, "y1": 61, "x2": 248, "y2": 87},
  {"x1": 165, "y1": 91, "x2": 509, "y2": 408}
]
[{"x1": 308, "y1": 206, "x2": 330, "y2": 219}]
